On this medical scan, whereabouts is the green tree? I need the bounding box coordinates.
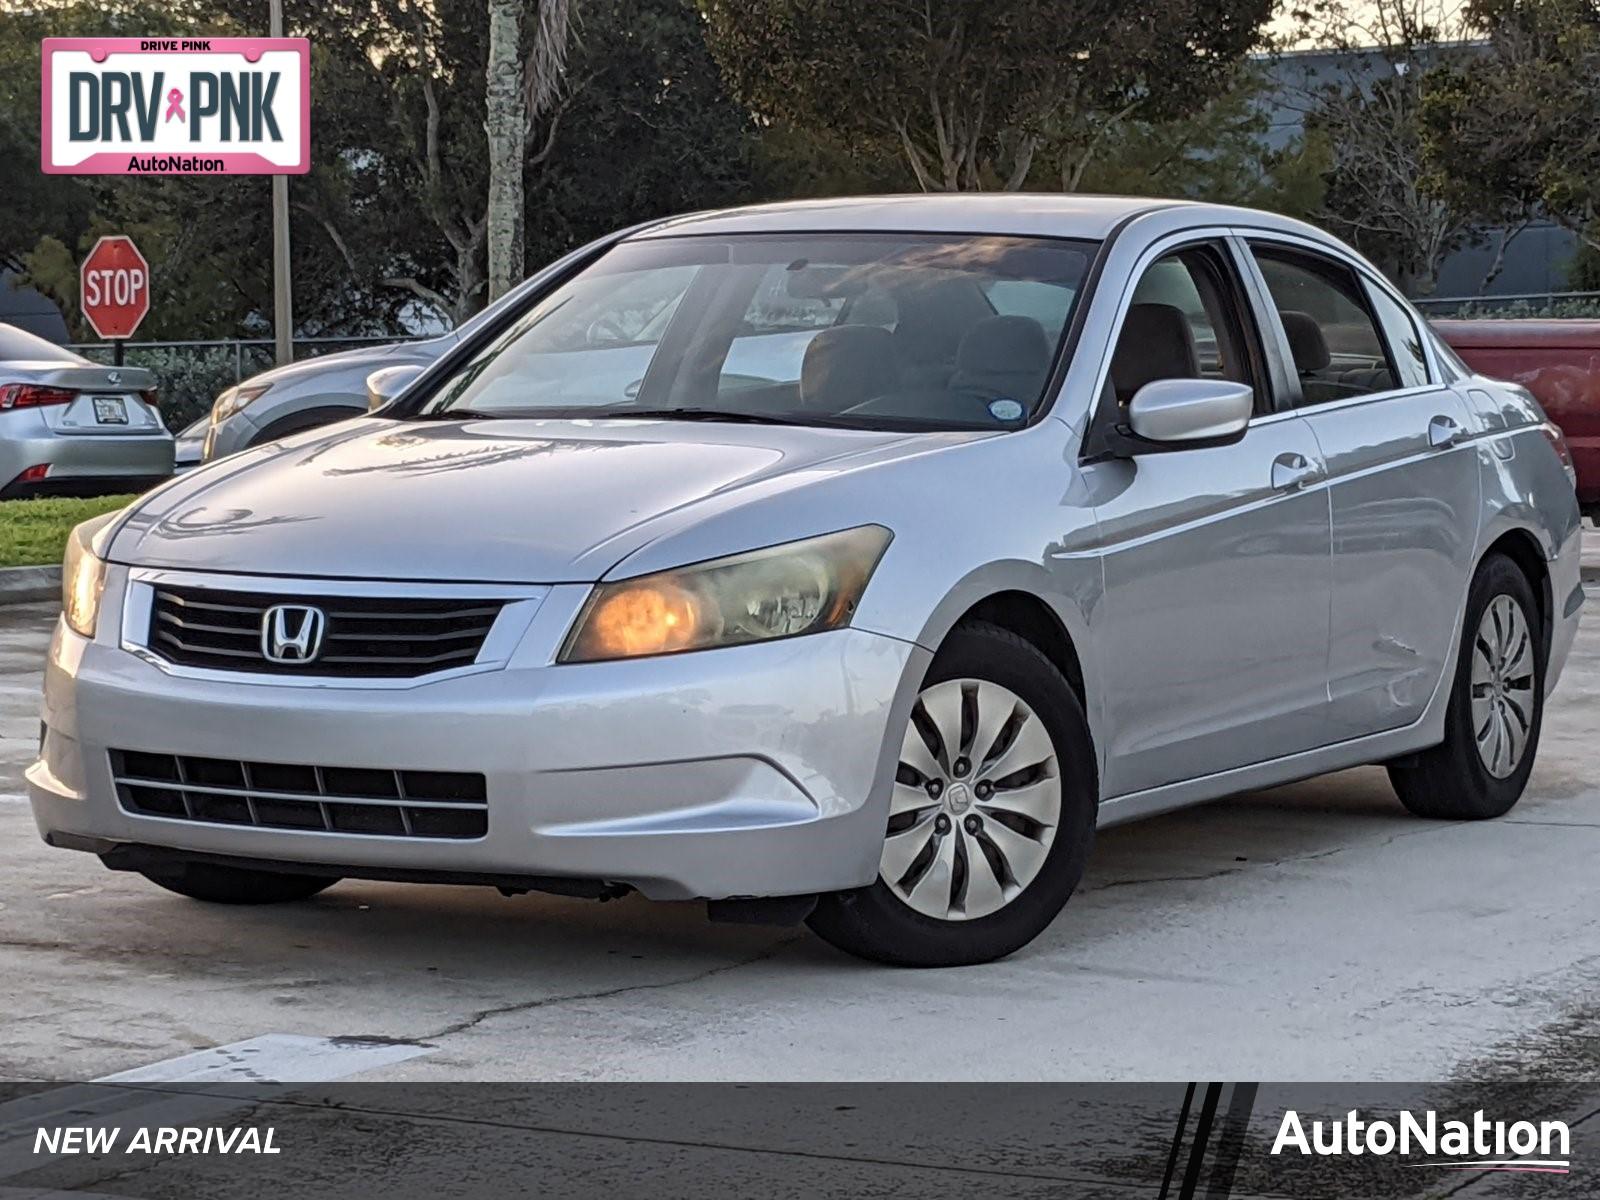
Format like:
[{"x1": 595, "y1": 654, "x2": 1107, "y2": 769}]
[
  {"x1": 699, "y1": 0, "x2": 1273, "y2": 194},
  {"x1": 1421, "y1": 0, "x2": 1600, "y2": 267},
  {"x1": 1074, "y1": 68, "x2": 1329, "y2": 219},
  {"x1": 1277, "y1": 0, "x2": 1485, "y2": 295},
  {"x1": 2, "y1": 0, "x2": 420, "y2": 337}
]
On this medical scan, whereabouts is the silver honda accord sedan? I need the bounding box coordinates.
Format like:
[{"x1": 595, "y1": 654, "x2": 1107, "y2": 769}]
[{"x1": 28, "y1": 196, "x2": 1584, "y2": 966}]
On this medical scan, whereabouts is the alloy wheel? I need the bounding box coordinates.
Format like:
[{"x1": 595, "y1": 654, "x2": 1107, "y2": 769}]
[
  {"x1": 1470, "y1": 593, "x2": 1536, "y2": 779},
  {"x1": 880, "y1": 678, "x2": 1062, "y2": 920}
]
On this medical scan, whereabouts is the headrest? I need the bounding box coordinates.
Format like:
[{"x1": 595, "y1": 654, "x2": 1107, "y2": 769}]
[
  {"x1": 948, "y1": 315, "x2": 1051, "y2": 404},
  {"x1": 1111, "y1": 303, "x2": 1198, "y2": 400},
  {"x1": 1278, "y1": 309, "x2": 1331, "y2": 373},
  {"x1": 891, "y1": 279, "x2": 980, "y2": 372},
  {"x1": 800, "y1": 325, "x2": 899, "y2": 412}
]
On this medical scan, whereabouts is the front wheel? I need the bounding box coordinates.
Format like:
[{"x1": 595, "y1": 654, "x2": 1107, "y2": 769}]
[
  {"x1": 808, "y1": 622, "x2": 1097, "y2": 967},
  {"x1": 1387, "y1": 553, "x2": 1544, "y2": 820}
]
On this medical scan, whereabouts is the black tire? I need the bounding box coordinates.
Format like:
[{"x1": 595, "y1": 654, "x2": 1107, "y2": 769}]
[
  {"x1": 137, "y1": 863, "x2": 338, "y2": 905},
  {"x1": 808, "y1": 621, "x2": 1098, "y2": 967},
  {"x1": 1387, "y1": 553, "x2": 1544, "y2": 820}
]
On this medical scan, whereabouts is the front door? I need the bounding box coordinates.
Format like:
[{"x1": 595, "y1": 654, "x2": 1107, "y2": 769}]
[{"x1": 1084, "y1": 240, "x2": 1334, "y2": 798}]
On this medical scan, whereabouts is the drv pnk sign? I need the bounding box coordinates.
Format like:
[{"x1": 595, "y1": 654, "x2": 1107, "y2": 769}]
[{"x1": 41, "y1": 37, "x2": 309, "y2": 175}]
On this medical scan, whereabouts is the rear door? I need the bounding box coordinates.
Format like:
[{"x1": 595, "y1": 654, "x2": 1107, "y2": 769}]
[{"x1": 1244, "y1": 239, "x2": 1479, "y2": 739}]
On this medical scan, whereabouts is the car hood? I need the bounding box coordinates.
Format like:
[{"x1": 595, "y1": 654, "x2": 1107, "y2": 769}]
[
  {"x1": 241, "y1": 336, "x2": 454, "y2": 390},
  {"x1": 108, "y1": 417, "x2": 960, "y2": 583}
]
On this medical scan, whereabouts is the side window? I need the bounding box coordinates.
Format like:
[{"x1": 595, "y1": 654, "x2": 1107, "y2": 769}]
[
  {"x1": 1366, "y1": 285, "x2": 1431, "y2": 388},
  {"x1": 1250, "y1": 245, "x2": 1398, "y2": 405},
  {"x1": 1108, "y1": 244, "x2": 1262, "y2": 412}
]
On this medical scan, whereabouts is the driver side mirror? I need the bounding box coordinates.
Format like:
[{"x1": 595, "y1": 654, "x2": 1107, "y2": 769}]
[
  {"x1": 1118, "y1": 378, "x2": 1254, "y2": 452},
  {"x1": 366, "y1": 364, "x2": 425, "y2": 412}
]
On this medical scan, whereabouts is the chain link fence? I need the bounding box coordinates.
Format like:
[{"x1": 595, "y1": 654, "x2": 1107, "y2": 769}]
[{"x1": 64, "y1": 336, "x2": 429, "y2": 431}]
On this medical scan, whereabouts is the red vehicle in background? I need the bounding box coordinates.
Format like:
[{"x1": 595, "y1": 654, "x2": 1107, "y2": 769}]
[{"x1": 1434, "y1": 319, "x2": 1600, "y2": 521}]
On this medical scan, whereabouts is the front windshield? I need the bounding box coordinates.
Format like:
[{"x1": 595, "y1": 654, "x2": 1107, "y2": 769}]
[{"x1": 412, "y1": 233, "x2": 1096, "y2": 430}]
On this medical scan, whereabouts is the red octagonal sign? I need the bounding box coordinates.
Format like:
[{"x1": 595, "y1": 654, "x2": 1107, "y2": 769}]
[{"x1": 80, "y1": 235, "x2": 150, "y2": 340}]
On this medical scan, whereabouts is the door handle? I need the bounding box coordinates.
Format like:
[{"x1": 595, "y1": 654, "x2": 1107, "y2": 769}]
[
  {"x1": 1271, "y1": 452, "x2": 1322, "y2": 492},
  {"x1": 1427, "y1": 415, "x2": 1463, "y2": 448}
]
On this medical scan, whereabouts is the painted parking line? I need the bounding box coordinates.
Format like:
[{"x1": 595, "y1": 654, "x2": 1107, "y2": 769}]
[
  {"x1": 93, "y1": 1033, "x2": 431, "y2": 1084},
  {"x1": 0, "y1": 1034, "x2": 432, "y2": 1178}
]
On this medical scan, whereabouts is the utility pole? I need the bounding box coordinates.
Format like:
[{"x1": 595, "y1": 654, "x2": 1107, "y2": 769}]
[{"x1": 270, "y1": 0, "x2": 294, "y2": 366}]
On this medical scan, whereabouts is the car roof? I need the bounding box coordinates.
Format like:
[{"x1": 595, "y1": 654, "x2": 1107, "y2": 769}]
[
  {"x1": 0, "y1": 321, "x2": 87, "y2": 364},
  {"x1": 628, "y1": 194, "x2": 1313, "y2": 242}
]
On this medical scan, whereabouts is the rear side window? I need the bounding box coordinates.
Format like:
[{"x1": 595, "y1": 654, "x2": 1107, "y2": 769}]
[
  {"x1": 1366, "y1": 286, "x2": 1431, "y2": 388},
  {"x1": 1250, "y1": 244, "x2": 1398, "y2": 405}
]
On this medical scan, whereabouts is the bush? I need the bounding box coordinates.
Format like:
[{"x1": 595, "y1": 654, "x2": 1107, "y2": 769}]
[
  {"x1": 129, "y1": 346, "x2": 260, "y2": 430},
  {"x1": 1438, "y1": 297, "x2": 1600, "y2": 320},
  {"x1": 70, "y1": 345, "x2": 269, "y2": 431}
]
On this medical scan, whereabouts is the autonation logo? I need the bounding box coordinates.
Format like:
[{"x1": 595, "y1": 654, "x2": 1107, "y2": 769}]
[{"x1": 1272, "y1": 1109, "x2": 1571, "y2": 1174}]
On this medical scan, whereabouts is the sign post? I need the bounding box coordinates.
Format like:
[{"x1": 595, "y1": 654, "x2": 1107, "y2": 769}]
[
  {"x1": 80, "y1": 235, "x2": 152, "y2": 363},
  {"x1": 270, "y1": 0, "x2": 295, "y2": 366}
]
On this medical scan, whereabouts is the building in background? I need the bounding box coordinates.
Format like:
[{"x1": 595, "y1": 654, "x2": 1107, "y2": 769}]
[
  {"x1": 0, "y1": 270, "x2": 70, "y2": 341},
  {"x1": 1261, "y1": 45, "x2": 1577, "y2": 301}
]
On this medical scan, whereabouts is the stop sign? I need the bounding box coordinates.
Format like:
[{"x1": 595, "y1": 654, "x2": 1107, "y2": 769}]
[{"x1": 80, "y1": 235, "x2": 150, "y2": 340}]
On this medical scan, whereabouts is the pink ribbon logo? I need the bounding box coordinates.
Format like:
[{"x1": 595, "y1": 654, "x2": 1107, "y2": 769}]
[{"x1": 164, "y1": 87, "x2": 185, "y2": 123}]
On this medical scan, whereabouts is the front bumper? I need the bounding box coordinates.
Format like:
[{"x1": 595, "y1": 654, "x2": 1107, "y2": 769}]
[{"x1": 27, "y1": 574, "x2": 927, "y2": 900}]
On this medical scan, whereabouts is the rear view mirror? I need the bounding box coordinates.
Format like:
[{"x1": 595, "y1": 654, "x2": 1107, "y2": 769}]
[
  {"x1": 366, "y1": 364, "x2": 424, "y2": 412},
  {"x1": 1124, "y1": 378, "x2": 1253, "y2": 447}
]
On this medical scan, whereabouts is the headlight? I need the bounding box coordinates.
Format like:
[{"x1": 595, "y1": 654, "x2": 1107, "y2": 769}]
[
  {"x1": 62, "y1": 521, "x2": 108, "y2": 638},
  {"x1": 211, "y1": 381, "x2": 271, "y2": 423},
  {"x1": 560, "y1": 526, "x2": 892, "y2": 663}
]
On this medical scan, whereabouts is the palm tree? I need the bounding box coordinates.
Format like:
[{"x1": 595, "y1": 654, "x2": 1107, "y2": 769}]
[{"x1": 486, "y1": 0, "x2": 574, "y2": 301}]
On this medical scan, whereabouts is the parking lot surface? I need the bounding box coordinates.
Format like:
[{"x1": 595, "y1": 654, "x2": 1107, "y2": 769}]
[{"x1": 1, "y1": 592, "x2": 1597, "y2": 1083}]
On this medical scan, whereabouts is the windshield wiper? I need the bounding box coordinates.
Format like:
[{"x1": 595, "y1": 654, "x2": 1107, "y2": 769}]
[
  {"x1": 603, "y1": 407, "x2": 811, "y2": 426},
  {"x1": 413, "y1": 407, "x2": 507, "y2": 421}
]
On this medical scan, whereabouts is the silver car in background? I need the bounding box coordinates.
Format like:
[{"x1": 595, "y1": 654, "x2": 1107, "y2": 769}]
[
  {"x1": 29, "y1": 196, "x2": 1583, "y2": 966},
  {"x1": 202, "y1": 335, "x2": 452, "y2": 462},
  {"x1": 0, "y1": 323, "x2": 173, "y2": 498}
]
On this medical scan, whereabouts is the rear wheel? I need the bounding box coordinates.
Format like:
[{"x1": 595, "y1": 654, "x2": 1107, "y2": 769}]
[
  {"x1": 808, "y1": 622, "x2": 1097, "y2": 966},
  {"x1": 1387, "y1": 554, "x2": 1544, "y2": 820},
  {"x1": 136, "y1": 863, "x2": 338, "y2": 905}
]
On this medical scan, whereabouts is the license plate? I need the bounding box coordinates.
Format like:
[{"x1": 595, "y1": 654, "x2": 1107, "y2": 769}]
[{"x1": 92, "y1": 397, "x2": 128, "y2": 424}]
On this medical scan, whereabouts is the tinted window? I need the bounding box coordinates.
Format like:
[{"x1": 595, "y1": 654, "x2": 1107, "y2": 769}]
[
  {"x1": 1366, "y1": 285, "x2": 1431, "y2": 388},
  {"x1": 416, "y1": 234, "x2": 1096, "y2": 431},
  {"x1": 1251, "y1": 245, "x2": 1397, "y2": 405}
]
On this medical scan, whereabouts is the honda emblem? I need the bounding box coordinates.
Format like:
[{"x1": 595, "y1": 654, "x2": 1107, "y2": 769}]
[{"x1": 261, "y1": 604, "x2": 326, "y2": 663}]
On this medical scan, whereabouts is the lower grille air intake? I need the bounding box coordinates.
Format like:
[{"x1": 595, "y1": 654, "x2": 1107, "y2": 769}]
[{"x1": 110, "y1": 750, "x2": 487, "y2": 840}]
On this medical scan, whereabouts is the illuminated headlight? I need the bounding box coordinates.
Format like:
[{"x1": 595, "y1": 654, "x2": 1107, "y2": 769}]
[
  {"x1": 61, "y1": 520, "x2": 109, "y2": 638},
  {"x1": 560, "y1": 526, "x2": 892, "y2": 663},
  {"x1": 211, "y1": 381, "x2": 271, "y2": 423}
]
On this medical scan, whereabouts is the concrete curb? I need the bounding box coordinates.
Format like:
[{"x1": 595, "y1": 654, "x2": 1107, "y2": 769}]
[{"x1": 0, "y1": 564, "x2": 61, "y2": 606}]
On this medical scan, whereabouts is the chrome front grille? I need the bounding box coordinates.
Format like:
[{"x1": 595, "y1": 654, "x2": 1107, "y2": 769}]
[
  {"x1": 146, "y1": 585, "x2": 506, "y2": 678},
  {"x1": 110, "y1": 750, "x2": 488, "y2": 839}
]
